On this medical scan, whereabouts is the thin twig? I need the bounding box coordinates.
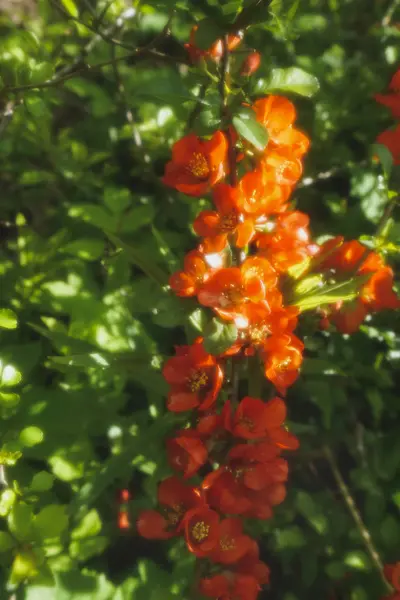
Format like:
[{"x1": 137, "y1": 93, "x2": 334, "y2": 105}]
[
  {"x1": 5, "y1": 49, "x2": 183, "y2": 95},
  {"x1": 323, "y1": 445, "x2": 392, "y2": 592},
  {"x1": 187, "y1": 83, "x2": 209, "y2": 131},
  {"x1": 382, "y1": 0, "x2": 400, "y2": 27}
]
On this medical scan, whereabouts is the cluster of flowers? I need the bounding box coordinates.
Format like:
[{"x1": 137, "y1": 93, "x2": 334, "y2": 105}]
[
  {"x1": 136, "y1": 30, "x2": 399, "y2": 599},
  {"x1": 383, "y1": 562, "x2": 400, "y2": 600},
  {"x1": 317, "y1": 236, "x2": 400, "y2": 333},
  {"x1": 376, "y1": 67, "x2": 400, "y2": 165}
]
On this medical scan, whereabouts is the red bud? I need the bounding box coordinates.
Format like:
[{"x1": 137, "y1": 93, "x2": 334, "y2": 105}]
[{"x1": 241, "y1": 51, "x2": 261, "y2": 76}]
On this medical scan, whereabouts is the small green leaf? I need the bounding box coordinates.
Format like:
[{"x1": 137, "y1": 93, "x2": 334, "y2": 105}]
[
  {"x1": 0, "y1": 490, "x2": 16, "y2": 517},
  {"x1": 0, "y1": 391, "x2": 20, "y2": 406},
  {"x1": 30, "y1": 471, "x2": 54, "y2": 492},
  {"x1": 0, "y1": 532, "x2": 16, "y2": 552},
  {"x1": 291, "y1": 274, "x2": 372, "y2": 311},
  {"x1": 293, "y1": 274, "x2": 324, "y2": 296},
  {"x1": 19, "y1": 426, "x2": 44, "y2": 447},
  {"x1": 62, "y1": 239, "x2": 105, "y2": 261},
  {"x1": 232, "y1": 107, "x2": 269, "y2": 151},
  {"x1": 60, "y1": 0, "x2": 79, "y2": 17},
  {"x1": 372, "y1": 143, "x2": 393, "y2": 178},
  {"x1": 34, "y1": 505, "x2": 68, "y2": 539},
  {"x1": 255, "y1": 67, "x2": 320, "y2": 97},
  {"x1": 203, "y1": 318, "x2": 237, "y2": 354},
  {"x1": 8, "y1": 502, "x2": 34, "y2": 541},
  {"x1": 9, "y1": 551, "x2": 39, "y2": 585},
  {"x1": 72, "y1": 509, "x2": 102, "y2": 539},
  {"x1": 0, "y1": 309, "x2": 18, "y2": 330},
  {"x1": 0, "y1": 364, "x2": 22, "y2": 388}
]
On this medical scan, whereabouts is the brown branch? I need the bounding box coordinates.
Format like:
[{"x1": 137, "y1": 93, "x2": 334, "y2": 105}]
[{"x1": 323, "y1": 446, "x2": 392, "y2": 592}]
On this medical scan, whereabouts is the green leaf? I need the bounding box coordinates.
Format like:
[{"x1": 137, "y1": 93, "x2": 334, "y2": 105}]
[
  {"x1": 0, "y1": 363, "x2": 22, "y2": 387},
  {"x1": 255, "y1": 67, "x2": 320, "y2": 97},
  {"x1": 0, "y1": 309, "x2": 18, "y2": 330},
  {"x1": 203, "y1": 318, "x2": 237, "y2": 354},
  {"x1": 28, "y1": 323, "x2": 98, "y2": 354},
  {"x1": 34, "y1": 505, "x2": 68, "y2": 539},
  {"x1": 30, "y1": 471, "x2": 54, "y2": 492},
  {"x1": 8, "y1": 502, "x2": 34, "y2": 541},
  {"x1": 0, "y1": 532, "x2": 16, "y2": 552},
  {"x1": 69, "y1": 536, "x2": 108, "y2": 561},
  {"x1": 72, "y1": 509, "x2": 102, "y2": 539},
  {"x1": 62, "y1": 238, "x2": 105, "y2": 261},
  {"x1": 103, "y1": 187, "x2": 131, "y2": 213},
  {"x1": 232, "y1": 107, "x2": 269, "y2": 151},
  {"x1": 120, "y1": 205, "x2": 155, "y2": 234},
  {"x1": 291, "y1": 274, "x2": 372, "y2": 311},
  {"x1": 9, "y1": 551, "x2": 39, "y2": 585},
  {"x1": 0, "y1": 391, "x2": 20, "y2": 406},
  {"x1": 0, "y1": 490, "x2": 16, "y2": 517},
  {"x1": 48, "y1": 352, "x2": 112, "y2": 369},
  {"x1": 19, "y1": 426, "x2": 44, "y2": 447},
  {"x1": 106, "y1": 233, "x2": 168, "y2": 286},
  {"x1": 371, "y1": 143, "x2": 393, "y2": 178},
  {"x1": 60, "y1": 0, "x2": 79, "y2": 17}
]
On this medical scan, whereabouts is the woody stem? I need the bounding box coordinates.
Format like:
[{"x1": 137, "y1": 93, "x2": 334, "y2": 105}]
[
  {"x1": 323, "y1": 445, "x2": 393, "y2": 593},
  {"x1": 220, "y1": 36, "x2": 243, "y2": 407}
]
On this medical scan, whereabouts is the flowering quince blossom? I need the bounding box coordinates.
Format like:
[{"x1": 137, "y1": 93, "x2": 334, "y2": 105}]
[
  {"x1": 163, "y1": 131, "x2": 228, "y2": 196},
  {"x1": 137, "y1": 33, "x2": 400, "y2": 599}
]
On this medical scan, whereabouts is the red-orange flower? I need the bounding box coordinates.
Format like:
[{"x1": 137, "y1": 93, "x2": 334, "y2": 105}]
[
  {"x1": 261, "y1": 333, "x2": 304, "y2": 393},
  {"x1": 163, "y1": 131, "x2": 228, "y2": 196},
  {"x1": 375, "y1": 67, "x2": 400, "y2": 118},
  {"x1": 376, "y1": 124, "x2": 400, "y2": 165},
  {"x1": 137, "y1": 476, "x2": 203, "y2": 540},
  {"x1": 256, "y1": 210, "x2": 314, "y2": 273},
  {"x1": 193, "y1": 184, "x2": 255, "y2": 252},
  {"x1": 236, "y1": 540, "x2": 270, "y2": 585},
  {"x1": 200, "y1": 573, "x2": 260, "y2": 600},
  {"x1": 198, "y1": 256, "x2": 277, "y2": 321},
  {"x1": 225, "y1": 396, "x2": 299, "y2": 449},
  {"x1": 253, "y1": 95, "x2": 310, "y2": 157},
  {"x1": 182, "y1": 506, "x2": 220, "y2": 557},
  {"x1": 210, "y1": 518, "x2": 253, "y2": 564},
  {"x1": 169, "y1": 250, "x2": 210, "y2": 297},
  {"x1": 362, "y1": 266, "x2": 400, "y2": 310},
  {"x1": 238, "y1": 167, "x2": 289, "y2": 217},
  {"x1": 167, "y1": 430, "x2": 208, "y2": 478},
  {"x1": 163, "y1": 338, "x2": 224, "y2": 412}
]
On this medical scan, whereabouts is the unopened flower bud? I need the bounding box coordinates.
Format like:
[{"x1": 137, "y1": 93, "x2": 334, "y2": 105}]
[{"x1": 240, "y1": 51, "x2": 261, "y2": 76}]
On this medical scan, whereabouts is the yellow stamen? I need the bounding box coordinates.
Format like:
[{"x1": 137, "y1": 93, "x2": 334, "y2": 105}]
[
  {"x1": 188, "y1": 153, "x2": 210, "y2": 179},
  {"x1": 191, "y1": 520, "x2": 210, "y2": 542}
]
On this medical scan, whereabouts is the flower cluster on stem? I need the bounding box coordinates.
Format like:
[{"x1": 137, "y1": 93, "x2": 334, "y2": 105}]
[{"x1": 137, "y1": 31, "x2": 400, "y2": 600}]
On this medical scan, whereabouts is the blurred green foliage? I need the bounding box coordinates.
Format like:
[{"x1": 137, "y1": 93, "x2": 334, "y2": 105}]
[{"x1": 0, "y1": 0, "x2": 399, "y2": 598}]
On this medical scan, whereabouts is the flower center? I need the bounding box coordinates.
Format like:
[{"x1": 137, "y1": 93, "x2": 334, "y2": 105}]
[
  {"x1": 165, "y1": 503, "x2": 185, "y2": 527},
  {"x1": 249, "y1": 323, "x2": 270, "y2": 345},
  {"x1": 187, "y1": 369, "x2": 208, "y2": 392},
  {"x1": 219, "y1": 535, "x2": 236, "y2": 551},
  {"x1": 220, "y1": 284, "x2": 244, "y2": 307},
  {"x1": 188, "y1": 153, "x2": 210, "y2": 179},
  {"x1": 191, "y1": 520, "x2": 210, "y2": 542},
  {"x1": 220, "y1": 211, "x2": 238, "y2": 232},
  {"x1": 240, "y1": 416, "x2": 255, "y2": 431}
]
